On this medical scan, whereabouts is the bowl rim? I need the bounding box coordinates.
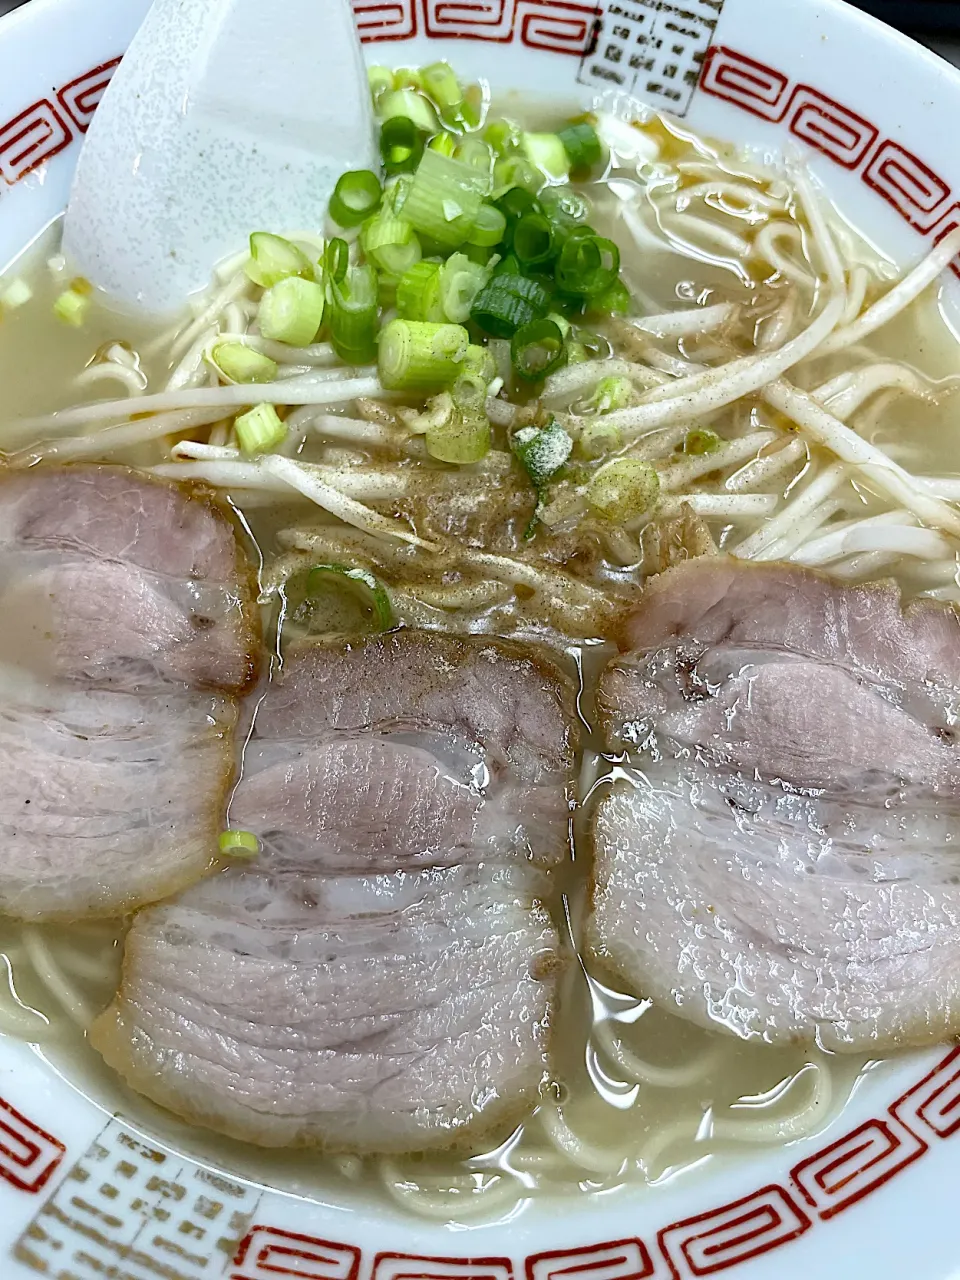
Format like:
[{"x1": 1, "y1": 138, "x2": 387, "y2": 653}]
[{"x1": 2, "y1": 1, "x2": 960, "y2": 1277}]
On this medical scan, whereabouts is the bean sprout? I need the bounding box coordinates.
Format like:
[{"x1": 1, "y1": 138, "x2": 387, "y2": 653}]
[{"x1": 819, "y1": 225, "x2": 960, "y2": 354}]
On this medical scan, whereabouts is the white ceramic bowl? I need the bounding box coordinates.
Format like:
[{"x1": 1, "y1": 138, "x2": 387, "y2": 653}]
[{"x1": 2, "y1": 0, "x2": 960, "y2": 1274}]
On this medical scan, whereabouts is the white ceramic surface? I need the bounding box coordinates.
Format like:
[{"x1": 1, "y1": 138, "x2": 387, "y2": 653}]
[
  {"x1": 1, "y1": 0, "x2": 960, "y2": 1275},
  {"x1": 64, "y1": 0, "x2": 377, "y2": 310}
]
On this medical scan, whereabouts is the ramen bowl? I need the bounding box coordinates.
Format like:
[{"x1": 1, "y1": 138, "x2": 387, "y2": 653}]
[{"x1": 2, "y1": 0, "x2": 960, "y2": 1275}]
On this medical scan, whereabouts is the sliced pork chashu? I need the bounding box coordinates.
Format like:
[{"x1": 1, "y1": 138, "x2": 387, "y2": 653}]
[
  {"x1": 0, "y1": 466, "x2": 258, "y2": 692},
  {"x1": 232, "y1": 632, "x2": 574, "y2": 872},
  {"x1": 0, "y1": 684, "x2": 236, "y2": 919},
  {"x1": 589, "y1": 557, "x2": 960, "y2": 1052},
  {"x1": 0, "y1": 466, "x2": 259, "y2": 919},
  {"x1": 93, "y1": 632, "x2": 576, "y2": 1151}
]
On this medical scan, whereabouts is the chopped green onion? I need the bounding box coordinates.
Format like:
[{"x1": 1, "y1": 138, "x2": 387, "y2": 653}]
[
  {"x1": 329, "y1": 264, "x2": 379, "y2": 364},
  {"x1": 484, "y1": 118, "x2": 522, "y2": 155},
  {"x1": 493, "y1": 252, "x2": 522, "y2": 277},
  {"x1": 464, "y1": 243, "x2": 495, "y2": 267},
  {"x1": 462, "y1": 343, "x2": 497, "y2": 382},
  {"x1": 219, "y1": 829, "x2": 260, "y2": 858},
  {"x1": 1, "y1": 278, "x2": 32, "y2": 310},
  {"x1": 495, "y1": 191, "x2": 541, "y2": 241},
  {"x1": 426, "y1": 408, "x2": 490, "y2": 464},
  {"x1": 456, "y1": 83, "x2": 485, "y2": 131},
  {"x1": 329, "y1": 170, "x2": 383, "y2": 229},
  {"x1": 563, "y1": 223, "x2": 600, "y2": 246},
  {"x1": 235, "y1": 403, "x2": 286, "y2": 456},
  {"x1": 555, "y1": 235, "x2": 620, "y2": 297},
  {"x1": 547, "y1": 311, "x2": 571, "y2": 339},
  {"x1": 579, "y1": 328, "x2": 613, "y2": 360},
  {"x1": 421, "y1": 61, "x2": 463, "y2": 111},
  {"x1": 368, "y1": 66, "x2": 394, "y2": 100},
  {"x1": 456, "y1": 136, "x2": 494, "y2": 181},
  {"x1": 381, "y1": 115, "x2": 426, "y2": 175},
  {"x1": 53, "y1": 287, "x2": 89, "y2": 327},
  {"x1": 513, "y1": 212, "x2": 556, "y2": 268},
  {"x1": 440, "y1": 252, "x2": 490, "y2": 324},
  {"x1": 589, "y1": 276, "x2": 632, "y2": 316},
  {"x1": 540, "y1": 185, "x2": 590, "y2": 224},
  {"x1": 399, "y1": 389, "x2": 487, "y2": 463},
  {"x1": 362, "y1": 213, "x2": 422, "y2": 276},
  {"x1": 386, "y1": 174, "x2": 414, "y2": 215},
  {"x1": 522, "y1": 131, "x2": 570, "y2": 181},
  {"x1": 539, "y1": 189, "x2": 591, "y2": 252},
  {"x1": 325, "y1": 237, "x2": 349, "y2": 284},
  {"x1": 393, "y1": 68, "x2": 424, "y2": 92},
  {"x1": 378, "y1": 88, "x2": 439, "y2": 135},
  {"x1": 683, "y1": 428, "x2": 722, "y2": 455},
  {"x1": 511, "y1": 318, "x2": 566, "y2": 381},
  {"x1": 428, "y1": 131, "x2": 457, "y2": 157},
  {"x1": 398, "y1": 391, "x2": 458, "y2": 436},
  {"x1": 451, "y1": 370, "x2": 491, "y2": 416},
  {"x1": 493, "y1": 155, "x2": 542, "y2": 194},
  {"x1": 396, "y1": 260, "x2": 445, "y2": 322},
  {"x1": 565, "y1": 339, "x2": 589, "y2": 365},
  {"x1": 245, "y1": 232, "x2": 312, "y2": 288},
  {"x1": 378, "y1": 318, "x2": 470, "y2": 391},
  {"x1": 307, "y1": 563, "x2": 395, "y2": 631},
  {"x1": 588, "y1": 374, "x2": 634, "y2": 415},
  {"x1": 587, "y1": 458, "x2": 660, "y2": 523},
  {"x1": 471, "y1": 273, "x2": 552, "y2": 339},
  {"x1": 258, "y1": 277, "x2": 326, "y2": 346},
  {"x1": 557, "y1": 120, "x2": 603, "y2": 173},
  {"x1": 400, "y1": 150, "x2": 490, "y2": 249},
  {"x1": 579, "y1": 417, "x2": 622, "y2": 458},
  {"x1": 412, "y1": 394, "x2": 488, "y2": 471},
  {"x1": 512, "y1": 417, "x2": 573, "y2": 490},
  {"x1": 467, "y1": 203, "x2": 508, "y2": 248},
  {"x1": 208, "y1": 340, "x2": 278, "y2": 384}
]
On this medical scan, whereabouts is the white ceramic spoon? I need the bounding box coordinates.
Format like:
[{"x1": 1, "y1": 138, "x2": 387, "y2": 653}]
[{"x1": 63, "y1": 0, "x2": 376, "y2": 313}]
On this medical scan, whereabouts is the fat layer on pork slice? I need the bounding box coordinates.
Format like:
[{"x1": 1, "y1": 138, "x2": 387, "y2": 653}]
[
  {"x1": 93, "y1": 633, "x2": 574, "y2": 1150},
  {"x1": 93, "y1": 863, "x2": 557, "y2": 1151},
  {"x1": 589, "y1": 556, "x2": 960, "y2": 1052},
  {"x1": 0, "y1": 681, "x2": 235, "y2": 919},
  {"x1": 0, "y1": 466, "x2": 259, "y2": 694}
]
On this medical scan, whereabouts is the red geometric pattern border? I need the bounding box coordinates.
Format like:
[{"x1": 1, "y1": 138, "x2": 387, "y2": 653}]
[
  {"x1": 659, "y1": 1186, "x2": 812, "y2": 1277},
  {"x1": 0, "y1": 1096, "x2": 64, "y2": 1194},
  {"x1": 6, "y1": 1046, "x2": 960, "y2": 1278},
  {"x1": 790, "y1": 1118, "x2": 926, "y2": 1222},
  {"x1": 349, "y1": 0, "x2": 600, "y2": 51},
  {"x1": 232, "y1": 1226, "x2": 362, "y2": 1280},
  {"x1": 351, "y1": 0, "x2": 419, "y2": 43},
  {"x1": 526, "y1": 1239, "x2": 665, "y2": 1280},
  {"x1": 892, "y1": 1045, "x2": 960, "y2": 1138},
  {"x1": 56, "y1": 57, "x2": 122, "y2": 133},
  {"x1": 699, "y1": 44, "x2": 960, "y2": 275},
  {"x1": 0, "y1": 58, "x2": 122, "y2": 188},
  {"x1": 0, "y1": 99, "x2": 71, "y2": 186},
  {"x1": 372, "y1": 1256, "x2": 514, "y2": 1280}
]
